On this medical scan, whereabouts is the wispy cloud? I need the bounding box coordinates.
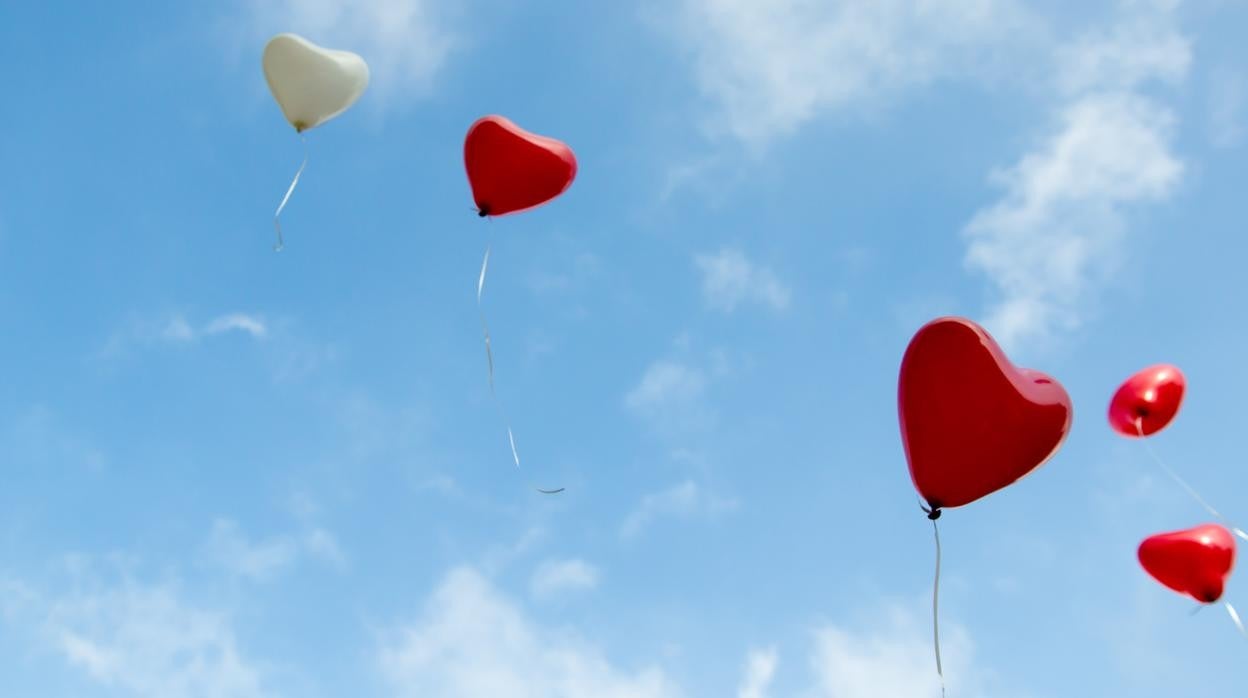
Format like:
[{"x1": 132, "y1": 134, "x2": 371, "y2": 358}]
[
  {"x1": 103, "y1": 311, "x2": 269, "y2": 357},
  {"x1": 807, "y1": 604, "x2": 989, "y2": 698},
  {"x1": 737, "y1": 647, "x2": 778, "y2": 698},
  {"x1": 964, "y1": 2, "x2": 1188, "y2": 348},
  {"x1": 0, "y1": 565, "x2": 279, "y2": 698},
  {"x1": 201, "y1": 518, "x2": 345, "y2": 583},
  {"x1": 45, "y1": 584, "x2": 272, "y2": 698},
  {"x1": 620, "y1": 480, "x2": 738, "y2": 539},
  {"x1": 238, "y1": 0, "x2": 458, "y2": 107},
  {"x1": 529, "y1": 559, "x2": 601, "y2": 599},
  {"x1": 165, "y1": 313, "x2": 268, "y2": 343},
  {"x1": 625, "y1": 360, "x2": 708, "y2": 418},
  {"x1": 695, "y1": 248, "x2": 790, "y2": 313},
  {"x1": 378, "y1": 567, "x2": 681, "y2": 698},
  {"x1": 662, "y1": 0, "x2": 1038, "y2": 149}
]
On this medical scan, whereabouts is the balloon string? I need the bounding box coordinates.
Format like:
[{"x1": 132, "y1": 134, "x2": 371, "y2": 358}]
[
  {"x1": 1135, "y1": 418, "x2": 1248, "y2": 542},
  {"x1": 931, "y1": 516, "x2": 946, "y2": 698},
  {"x1": 476, "y1": 245, "x2": 564, "y2": 495},
  {"x1": 273, "y1": 133, "x2": 308, "y2": 252},
  {"x1": 1226, "y1": 602, "x2": 1248, "y2": 640}
]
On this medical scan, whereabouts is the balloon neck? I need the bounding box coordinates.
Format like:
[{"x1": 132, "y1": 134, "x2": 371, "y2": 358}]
[
  {"x1": 927, "y1": 508, "x2": 942, "y2": 521},
  {"x1": 477, "y1": 206, "x2": 490, "y2": 218}
]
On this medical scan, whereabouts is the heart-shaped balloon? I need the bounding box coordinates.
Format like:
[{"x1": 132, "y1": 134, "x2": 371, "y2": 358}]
[
  {"x1": 464, "y1": 115, "x2": 577, "y2": 217},
  {"x1": 263, "y1": 33, "x2": 369, "y2": 133},
  {"x1": 899, "y1": 317, "x2": 1073, "y2": 514},
  {"x1": 1108, "y1": 364, "x2": 1186, "y2": 438},
  {"x1": 1139, "y1": 524, "x2": 1235, "y2": 603}
]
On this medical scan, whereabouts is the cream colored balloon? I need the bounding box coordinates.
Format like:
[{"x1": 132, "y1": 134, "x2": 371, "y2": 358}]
[{"x1": 262, "y1": 33, "x2": 369, "y2": 133}]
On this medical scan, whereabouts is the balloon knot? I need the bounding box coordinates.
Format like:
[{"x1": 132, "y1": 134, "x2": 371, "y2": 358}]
[
  {"x1": 477, "y1": 206, "x2": 490, "y2": 218},
  {"x1": 927, "y1": 509, "x2": 942, "y2": 521}
]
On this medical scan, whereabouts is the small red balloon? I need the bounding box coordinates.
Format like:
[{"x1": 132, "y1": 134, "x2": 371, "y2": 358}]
[
  {"x1": 1108, "y1": 364, "x2": 1186, "y2": 438},
  {"x1": 1138, "y1": 524, "x2": 1235, "y2": 604},
  {"x1": 899, "y1": 317, "x2": 1073, "y2": 514},
  {"x1": 463, "y1": 115, "x2": 577, "y2": 218}
]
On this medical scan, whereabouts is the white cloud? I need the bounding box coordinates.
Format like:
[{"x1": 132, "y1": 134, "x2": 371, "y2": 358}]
[
  {"x1": 240, "y1": 0, "x2": 457, "y2": 105},
  {"x1": 964, "y1": 3, "x2": 1187, "y2": 348},
  {"x1": 664, "y1": 0, "x2": 1038, "y2": 148},
  {"x1": 1054, "y1": 14, "x2": 1189, "y2": 95},
  {"x1": 202, "y1": 518, "x2": 345, "y2": 582},
  {"x1": 737, "y1": 647, "x2": 778, "y2": 698},
  {"x1": 378, "y1": 567, "x2": 682, "y2": 698},
  {"x1": 807, "y1": 605, "x2": 985, "y2": 698},
  {"x1": 620, "y1": 480, "x2": 738, "y2": 539},
  {"x1": 204, "y1": 313, "x2": 269, "y2": 339},
  {"x1": 625, "y1": 360, "x2": 707, "y2": 416},
  {"x1": 42, "y1": 582, "x2": 273, "y2": 698},
  {"x1": 530, "y1": 559, "x2": 601, "y2": 599},
  {"x1": 112, "y1": 312, "x2": 268, "y2": 351},
  {"x1": 695, "y1": 248, "x2": 791, "y2": 313},
  {"x1": 173, "y1": 313, "x2": 267, "y2": 342}
]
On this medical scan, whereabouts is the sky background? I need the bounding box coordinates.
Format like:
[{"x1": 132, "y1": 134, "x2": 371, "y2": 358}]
[{"x1": 2, "y1": 0, "x2": 1248, "y2": 696}]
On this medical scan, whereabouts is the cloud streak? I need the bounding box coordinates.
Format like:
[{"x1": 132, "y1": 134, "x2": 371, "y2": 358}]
[
  {"x1": 620, "y1": 480, "x2": 738, "y2": 539},
  {"x1": 378, "y1": 567, "x2": 681, "y2": 698},
  {"x1": 963, "y1": 2, "x2": 1188, "y2": 347},
  {"x1": 695, "y1": 248, "x2": 790, "y2": 313}
]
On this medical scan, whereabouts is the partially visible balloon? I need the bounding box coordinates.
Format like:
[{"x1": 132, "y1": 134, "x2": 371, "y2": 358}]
[
  {"x1": 1108, "y1": 364, "x2": 1186, "y2": 438},
  {"x1": 263, "y1": 33, "x2": 369, "y2": 132},
  {"x1": 899, "y1": 317, "x2": 1073, "y2": 515},
  {"x1": 464, "y1": 115, "x2": 577, "y2": 217},
  {"x1": 1139, "y1": 524, "x2": 1236, "y2": 604}
]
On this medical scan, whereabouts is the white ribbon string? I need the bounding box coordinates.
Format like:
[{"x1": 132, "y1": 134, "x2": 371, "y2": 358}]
[
  {"x1": 476, "y1": 245, "x2": 564, "y2": 495},
  {"x1": 1226, "y1": 602, "x2": 1248, "y2": 640},
  {"x1": 1135, "y1": 419, "x2": 1248, "y2": 542},
  {"x1": 931, "y1": 518, "x2": 946, "y2": 698},
  {"x1": 273, "y1": 134, "x2": 308, "y2": 252}
]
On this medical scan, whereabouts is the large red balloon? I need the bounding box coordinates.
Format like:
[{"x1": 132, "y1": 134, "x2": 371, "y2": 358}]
[
  {"x1": 463, "y1": 115, "x2": 577, "y2": 218},
  {"x1": 1138, "y1": 524, "x2": 1235, "y2": 603},
  {"x1": 1108, "y1": 364, "x2": 1186, "y2": 438},
  {"x1": 899, "y1": 317, "x2": 1073, "y2": 515}
]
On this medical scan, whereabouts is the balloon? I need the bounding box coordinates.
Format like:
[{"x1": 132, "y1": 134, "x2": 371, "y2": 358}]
[
  {"x1": 464, "y1": 115, "x2": 577, "y2": 217},
  {"x1": 1139, "y1": 524, "x2": 1235, "y2": 603},
  {"x1": 899, "y1": 317, "x2": 1073, "y2": 515},
  {"x1": 263, "y1": 33, "x2": 369, "y2": 133},
  {"x1": 1108, "y1": 364, "x2": 1186, "y2": 438}
]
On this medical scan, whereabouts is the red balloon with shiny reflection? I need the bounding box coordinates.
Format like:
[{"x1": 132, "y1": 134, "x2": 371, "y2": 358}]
[
  {"x1": 464, "y1": 115, "x2": 577, "y2": 218},
  {"x1": 1108, "y1": 364, "x2": 1186, "y2": 438},
  {"x1": 1138, "y1": 524, "x2": 1235, "y2": 604},
  {"x1": 898, "y1": 317, "x2": 1073, "y2": 514}
]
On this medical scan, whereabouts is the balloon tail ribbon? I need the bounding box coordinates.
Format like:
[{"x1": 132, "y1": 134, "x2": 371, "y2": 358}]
[
  {"x1": 476, "y1": 245, "x2": 564, "y2": 495},
  {"x1": 1135, "y1": 418, "x2": 1248, "y2": 542},
  {"x1": 1226, "y1": 602, "x2": 1248, "y2": 641},
  {"x1": 273, "y1": 133, "x2": 308, "y2": 252},
  {"x1": 921, "y1": 506, "x2": 946, "y2": 698}
]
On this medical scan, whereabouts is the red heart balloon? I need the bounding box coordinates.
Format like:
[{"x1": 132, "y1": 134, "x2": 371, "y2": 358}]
[
  {"x1": 463, "y1": 115, "x2": 577, "y2": 218},
  {"x1": 1108, "y1": 364, "x2": 1185, "y2": 438},
  {"x1": 898, "y1": 317, "x2": 1073, "y2": 514},
  {"x1": 1138, "y1": 524, "x2": 1235, "y2": 603}
]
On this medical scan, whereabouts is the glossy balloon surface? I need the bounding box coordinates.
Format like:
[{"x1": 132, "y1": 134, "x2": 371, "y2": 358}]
[
  {"x1": 262, "y1": 33, "x2": 369, "y2": 132},
  {"x1": 1138, "y1": 524, "x2": 1235, "y2": 603},
  {"x1": 1108, "y1": 364, "x2": 1186, "y2": 437},
  {"x1": 898, "y1": 317, "x2": 1073, "y2": 513},
  {"x1": 464, "y1": 115, "x2": 577, "y2": 217}
]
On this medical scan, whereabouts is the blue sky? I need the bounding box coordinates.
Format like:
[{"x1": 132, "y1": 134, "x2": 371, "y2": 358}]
[{"x1": 2, "y1": 0, "x2": 1248, "y2": 696}]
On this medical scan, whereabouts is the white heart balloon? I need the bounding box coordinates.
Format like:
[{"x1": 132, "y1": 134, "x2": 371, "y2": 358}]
[{"x1": 262, "y1": 33, "x2": 369, "y2": 133}]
